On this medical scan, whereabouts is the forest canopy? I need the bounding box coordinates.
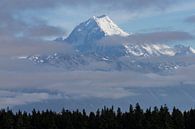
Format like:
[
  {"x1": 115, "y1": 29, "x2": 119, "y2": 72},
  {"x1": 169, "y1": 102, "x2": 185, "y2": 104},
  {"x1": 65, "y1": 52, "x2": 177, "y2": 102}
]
[{"x1": 0, "y1": 104, "x2": 194, "y2": 129}]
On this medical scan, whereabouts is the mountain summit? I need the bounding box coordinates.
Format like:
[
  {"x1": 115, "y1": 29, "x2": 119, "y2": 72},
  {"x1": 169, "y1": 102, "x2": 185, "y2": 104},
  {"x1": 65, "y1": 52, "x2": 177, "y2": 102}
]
[
  {"x1": 57, "y1": 15, "x2": 195, "y2": 57},
  {"x1": 66, "y1": 15, "x2": 129, "y2": 45}
]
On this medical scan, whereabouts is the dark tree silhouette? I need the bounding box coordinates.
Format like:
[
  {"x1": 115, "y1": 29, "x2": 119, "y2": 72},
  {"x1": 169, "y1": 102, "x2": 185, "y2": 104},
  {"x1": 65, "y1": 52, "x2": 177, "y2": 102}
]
[{"x1": 0, "y1": 104, "x2": 194, "y2": 129}]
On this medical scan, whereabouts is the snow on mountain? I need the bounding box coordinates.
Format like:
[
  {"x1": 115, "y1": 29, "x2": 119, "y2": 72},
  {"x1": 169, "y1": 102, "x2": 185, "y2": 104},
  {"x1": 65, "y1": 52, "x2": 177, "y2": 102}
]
[
  {"x1": 93, "y1": 15, "x2": 129, "y2": 36},
  {"x1": 124, "y1": 43, "x2": 176, "y2": 57},
  {"x1": 63, "y1": 15, "x2": 193, "y2": 57},
  {"x1": 65, "y1": 15, "x2": 129, "y2": 45},
  {"x1": 174, "y1": 45, "x2": 195, "y2": 55},
  {"x1": 22, "y1": 15, "x2": 195, "y2": 73}
]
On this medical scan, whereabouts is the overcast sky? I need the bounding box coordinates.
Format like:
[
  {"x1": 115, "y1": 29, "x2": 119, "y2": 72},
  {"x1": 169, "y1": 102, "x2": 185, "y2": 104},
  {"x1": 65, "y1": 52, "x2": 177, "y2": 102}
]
[{"x1": 1, "y1": 0, "x2": 195, "y2": 110}]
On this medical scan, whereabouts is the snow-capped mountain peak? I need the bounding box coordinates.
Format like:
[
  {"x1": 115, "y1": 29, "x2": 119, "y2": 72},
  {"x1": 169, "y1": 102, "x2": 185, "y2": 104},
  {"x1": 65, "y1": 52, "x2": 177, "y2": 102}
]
[
  {"x1": 66, "y1": 15, "x2": 129, "y2": 45},
  {"x1": 90, "y1": 15, "x2": 129, "y2": 36},
  {"x1": 26, "y1": 15, "x2": 195, "y2": 73}
]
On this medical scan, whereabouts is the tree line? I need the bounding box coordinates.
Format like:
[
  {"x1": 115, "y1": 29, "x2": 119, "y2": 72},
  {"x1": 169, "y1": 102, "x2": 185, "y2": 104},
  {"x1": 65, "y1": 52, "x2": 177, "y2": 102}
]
[{"x1": 0, "y1": 103, "x2": 195, "y2": 129}]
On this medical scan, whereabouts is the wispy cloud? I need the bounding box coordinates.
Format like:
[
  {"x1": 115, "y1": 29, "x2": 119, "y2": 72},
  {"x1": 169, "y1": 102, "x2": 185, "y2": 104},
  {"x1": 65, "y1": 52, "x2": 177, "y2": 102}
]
[
  {"x1": 0, "y1": 38, "x2": 73, "y2": 57},
  {"x1": 98, "y1": 31, "x2": 194, "y2": 46},
  {"x1": 130, "y1": 31, "x2": 194, "y2": 43},
  {"x1": 0, "y1": 66, "x2": 195, "y2": 99},
  {"x1": 185, "y1": 15, "x2": 195, "y2": 23},
  {"x1": 0, "y1": 90, "x2": 61, "y2": 108},
  {"x1": 0, "y1": 0, "x2": 182, "y2": 11}
]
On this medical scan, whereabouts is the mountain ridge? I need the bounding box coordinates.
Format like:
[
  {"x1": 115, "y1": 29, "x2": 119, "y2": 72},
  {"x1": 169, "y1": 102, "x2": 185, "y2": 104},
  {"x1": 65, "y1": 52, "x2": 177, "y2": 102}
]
[
  {"x1": 21, "y1": 15, "x2": 195, "y2": 73},
  {"x1": 58, "y1": 15, "x2": 195, "y2": 57}
]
